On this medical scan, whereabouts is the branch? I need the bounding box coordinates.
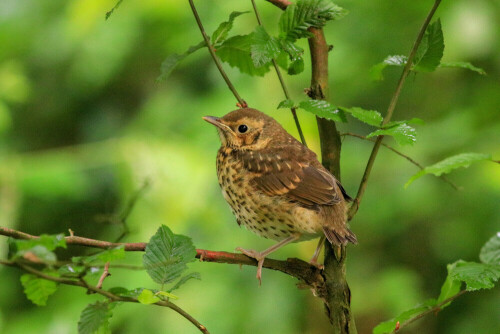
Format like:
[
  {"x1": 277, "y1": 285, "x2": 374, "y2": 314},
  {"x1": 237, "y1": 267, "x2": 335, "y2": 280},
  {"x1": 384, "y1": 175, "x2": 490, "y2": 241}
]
[
  {"x1": 0, "y1": 226, "x2": 325, "y2": 296},
  {"x1": 341, "y1": 132, "x2": 460, "y2": 190},
  {"x1": 392, "y1": 290, "x2": 467, "y2": 333},
  {"x1": 0, "y1": 260, "x2": 209, "y2": 334},
  {"x1": 265, "y1": 0, "x2": 291, "y2": 10},
  {"x1": 250, "y1": 0, "x2": 307, "y2": 146},
  {"x1": 188, "y1": 0, "x2": 247, "y2": 108},
  {"x1": 196, "y1": 249, "x2": 325, "y2": 294},
  {"x1": 0, "y1": 226, "x2": 147, "y2": 251},
  {"x1": 348, "y1": 0, "x2": 442, "y2": 220}
]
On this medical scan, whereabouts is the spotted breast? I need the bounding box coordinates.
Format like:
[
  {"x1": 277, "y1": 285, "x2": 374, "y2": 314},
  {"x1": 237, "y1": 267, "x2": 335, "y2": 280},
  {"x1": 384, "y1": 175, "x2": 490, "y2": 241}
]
[{"x1": 216, "y1": 146, "x2": 325, "y2": 242}]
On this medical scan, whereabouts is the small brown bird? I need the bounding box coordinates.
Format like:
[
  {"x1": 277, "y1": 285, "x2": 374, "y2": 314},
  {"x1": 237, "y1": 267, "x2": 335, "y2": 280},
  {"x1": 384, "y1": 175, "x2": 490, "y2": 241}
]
[{"x1": 204, "y1": 108, "x2": 356, "y2": 282}]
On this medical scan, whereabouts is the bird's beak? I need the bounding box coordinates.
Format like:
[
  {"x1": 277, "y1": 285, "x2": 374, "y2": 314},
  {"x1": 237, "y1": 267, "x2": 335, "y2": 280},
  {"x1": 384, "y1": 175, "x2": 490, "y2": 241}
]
[{"x1": 203, "y1": 116, "x2": 231, "y2": 132}]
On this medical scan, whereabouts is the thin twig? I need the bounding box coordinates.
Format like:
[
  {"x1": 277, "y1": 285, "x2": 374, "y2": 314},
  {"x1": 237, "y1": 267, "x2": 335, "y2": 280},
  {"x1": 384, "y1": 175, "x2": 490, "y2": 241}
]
[
  {"x1": 250, "y1": 0, "x2": 307, "y2": 146},
  {"x1": 2, "y1": 261, "x2": 210, "y2": 333},
  {"x1": 0, "y1": 226, "x2": 147, "y2": 251},
  {"x1": 341, "y1": 132, "x2": 460, "y2": 190},
  {"x1": 188, "y1": 0, "x2": 247, "y2": 108},
  {"x1": 348, "y1": 0, "x2": 443, "y2": 220},
  {"x1": 114, "y1": 179, "x2": 151, "y2": 242},
  {"x1": 391, "y1": 290, "x2": 467, "y2": 333},
  {"x1": 96, "y1": 262, "x2": 111, "y2": 289}
]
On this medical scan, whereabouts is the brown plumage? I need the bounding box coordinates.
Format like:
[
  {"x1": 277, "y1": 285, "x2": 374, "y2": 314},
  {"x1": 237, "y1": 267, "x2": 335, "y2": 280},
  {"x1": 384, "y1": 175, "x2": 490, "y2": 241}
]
[{"x1": 204, "y1": 108, "x2": 356, "y2": 282}]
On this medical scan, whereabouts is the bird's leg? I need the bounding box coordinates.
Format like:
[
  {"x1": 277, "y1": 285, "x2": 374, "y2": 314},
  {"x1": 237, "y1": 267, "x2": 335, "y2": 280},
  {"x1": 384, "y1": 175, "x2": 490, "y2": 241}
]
[
  {"x1": 309, "y1": 235, "x2": 326, "y2": 269},
  {"x1": 236, "y1": 234, "x2": 300, "y2": 284}
]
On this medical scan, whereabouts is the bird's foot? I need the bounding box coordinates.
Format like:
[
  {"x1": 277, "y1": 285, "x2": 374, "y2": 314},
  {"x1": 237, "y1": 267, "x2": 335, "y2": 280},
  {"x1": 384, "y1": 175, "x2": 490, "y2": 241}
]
[
  {"x1": 235, "y1": 247, "x2": 265, "y2": 285},
  {"x1": 309, "y1": 258, "x2": 324, "y2": 270}
]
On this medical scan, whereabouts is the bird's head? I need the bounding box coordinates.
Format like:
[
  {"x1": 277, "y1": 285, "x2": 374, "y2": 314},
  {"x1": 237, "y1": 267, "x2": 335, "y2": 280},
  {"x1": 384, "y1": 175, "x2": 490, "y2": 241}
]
[{"x1": 203, "y1": 108, "x2": 287, "y2": 150}]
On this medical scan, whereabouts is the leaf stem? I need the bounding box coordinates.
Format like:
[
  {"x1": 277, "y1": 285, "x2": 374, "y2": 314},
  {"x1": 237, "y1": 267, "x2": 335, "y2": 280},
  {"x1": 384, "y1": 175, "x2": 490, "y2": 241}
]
[
  {"x1": 391, "y1": 290, "x2": 467, "y2": 333},
  {"x1": 341, "y1": 132, "x2": 460, "y2": 190},
  {"x1": 188, "y1": 0, "x2": 247, "y2": 108},
  {"x1": 348, "y1": 0, "x2": 442, "y2": 220},
  {"x1": 250, "y1": 0, "x2": 307, "y2": 145}
]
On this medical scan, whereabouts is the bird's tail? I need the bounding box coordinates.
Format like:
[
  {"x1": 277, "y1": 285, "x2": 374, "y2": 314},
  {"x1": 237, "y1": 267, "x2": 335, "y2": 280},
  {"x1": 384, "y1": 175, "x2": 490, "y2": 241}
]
[{"x1": 323, "y1": 226, "x2": 357, "y2": 245}]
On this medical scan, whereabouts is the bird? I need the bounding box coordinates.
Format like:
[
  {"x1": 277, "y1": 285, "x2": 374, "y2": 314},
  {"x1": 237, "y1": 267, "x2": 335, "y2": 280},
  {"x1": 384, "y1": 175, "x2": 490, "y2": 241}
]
[{"x1": 203, "y1": 108, "x2": 356, "y2": 283}]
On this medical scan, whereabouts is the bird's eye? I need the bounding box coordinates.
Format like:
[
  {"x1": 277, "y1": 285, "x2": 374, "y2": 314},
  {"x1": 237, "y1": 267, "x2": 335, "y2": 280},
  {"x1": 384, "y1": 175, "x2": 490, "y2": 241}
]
[{"x1": 238, "y1": 124, "x2": 248, "y2": 133}]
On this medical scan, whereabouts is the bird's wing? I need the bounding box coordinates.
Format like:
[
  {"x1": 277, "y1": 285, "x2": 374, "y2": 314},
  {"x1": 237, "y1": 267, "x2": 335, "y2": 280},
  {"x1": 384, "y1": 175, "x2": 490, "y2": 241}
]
[{"x1": 237, "y1": 149, "x2": 341, "y2": 207}]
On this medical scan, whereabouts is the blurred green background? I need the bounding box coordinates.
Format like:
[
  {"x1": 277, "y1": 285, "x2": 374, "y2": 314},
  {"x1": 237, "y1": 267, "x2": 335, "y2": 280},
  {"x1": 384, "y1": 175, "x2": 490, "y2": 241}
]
[{"x1": 0, "y1": 0, "x2": 499, "y2": 333}]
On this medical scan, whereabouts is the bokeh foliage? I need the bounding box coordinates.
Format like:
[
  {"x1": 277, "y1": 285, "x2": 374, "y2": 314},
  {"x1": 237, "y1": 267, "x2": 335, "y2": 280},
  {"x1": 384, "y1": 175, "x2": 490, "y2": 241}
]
[{"x1": 0, "y1": 0, "x2": 499, "y2": 333}]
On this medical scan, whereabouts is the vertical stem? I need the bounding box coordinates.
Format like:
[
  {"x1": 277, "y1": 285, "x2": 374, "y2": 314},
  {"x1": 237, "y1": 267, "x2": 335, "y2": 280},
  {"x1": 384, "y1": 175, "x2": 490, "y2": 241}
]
[
  {"x1": 308, "y1": 27, "x2": 356, "y2": 334},
  {"x1": 250, "y1": 0, "x2": 307, "y2": 145},
  {"x1": 188, "y1": 0, "x2": 247, "y2": 107}
]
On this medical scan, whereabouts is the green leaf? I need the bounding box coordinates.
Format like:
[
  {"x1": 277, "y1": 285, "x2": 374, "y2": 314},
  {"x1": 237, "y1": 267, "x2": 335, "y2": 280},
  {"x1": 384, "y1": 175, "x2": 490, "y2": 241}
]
[
  {"x1": 480, "y1": 233, "x2": 500, "y2": 265},
  {"x1": 370, "y1": 55, "x2": 407, "y2": 81},
  {"x1": 95, "y1": 246, "x2": 126, "y2": 262},
  {"x1": 58, "y1": 264, "x2": 86, "y2": 277},
  {"x1": 342, "y1": 107, "x2": 383, "y2": 126},
  {"x1": 413, "y1": 19, "x2": 444, "y2": 72},
  {"x1": 169, "y1": 272, "x2": 201, "y2": 293},
  {"x1": 20, "y1": 274, "x2": 58, "y2": 306},
  {"x1": 19, "y1": 245, "x2": 58, "y2": 263},
  {"x1": 143, "y1": 225, "x2": 197, "y2": 285},
  {"x1": 156, "y1": 290, "x2": 179, "y2": 300},
  {"x1": 73, "y1": 246, "x2": 125, "y2": 265},
  {"x1": 157, "y1": 41, "x2": 206, "y2": 82},
  {"x1": 78, "y1": 302, "x2": 113, "y2": 334},
  {"x1": 108, "y1": 287, "x2": 143, "y2": 298},
  {"x1": 13, "y1": 234, "x2": 66, "y2": 252},
  {"x1": 373, "y1": 299, "x2": 437, "y2": 334},
  {"x1": 279, "y1": 0, "x2": 347, "y2": 42},
  {"x1": 299, "y1": 100, "x2": 346, "y2": 122},
  {"x1": 211, "y1": 11, "x2": 249, "y2": 46},
  {"x1": 405, "y1": 153, "x2": 492, "y2": 188},
  {"x1": 287, "y1": 57, "x2": 304, "y2": 75},
  {"x1": 136, "y1": 288, "x2": 180, "y2": 303},
  {"x1": 436, "y1": 266, "x2": 461, "y2": 307},
  {"x1": 137, "y1": 289, "x2": 161, "y2": 305},
  {"x1": 107, "y1": 287, "x2": 129, "y2": 296},
  {"x1": 448, "y1": 260, "x2": 500, "y2": 291},
  {"x1": 383, "y1": 118, "x2": 425, "y2": 128},
  {"x1": 367, "y1": 123, "x2": 417, "y2": 146},
  {"x1": 439, "y1": 61, "x2": 486, "y2": 75},
  {"x1": 277, "y1": 99, "x2": 295, "y2": 109},
  {"x1": 217, "y1": 34, "x2": 271, "y2": 77},
  {"x1": 251, "y1": 26, "x2": 282, "y2": 67},
  {"x1": 10, "y1": 234, "x2": 63, "y2": 262},
  {"x1": 275, "y1": 51, "x2": 289, "y2": 70},
  {"x1": 279, "y1": 39, "x2": 304, "y2": 60}
]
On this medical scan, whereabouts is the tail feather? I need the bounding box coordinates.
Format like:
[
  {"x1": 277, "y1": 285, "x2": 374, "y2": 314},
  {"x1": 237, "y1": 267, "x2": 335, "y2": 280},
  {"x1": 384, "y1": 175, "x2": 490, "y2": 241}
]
[{"x1": 323, "y1": 226, "x2": 357, "y2": 245}]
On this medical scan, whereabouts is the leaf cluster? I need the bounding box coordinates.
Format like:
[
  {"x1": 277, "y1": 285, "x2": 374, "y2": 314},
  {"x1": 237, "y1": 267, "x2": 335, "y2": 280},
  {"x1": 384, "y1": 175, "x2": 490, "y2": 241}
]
[
  {"x1": 8, "y1": 225, "x2": 200, "y2": 334},
  {"x1": 158, "y1": 0, "x2": 347, "y2": 80},
  {"x1": 374, "y1": 233, "x2": 500, "y2": 334}
]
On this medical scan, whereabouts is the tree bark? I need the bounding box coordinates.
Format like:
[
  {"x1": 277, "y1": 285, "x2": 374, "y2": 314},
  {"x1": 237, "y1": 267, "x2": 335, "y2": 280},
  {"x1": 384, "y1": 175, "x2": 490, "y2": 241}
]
[{"x1": 308, "y1": 27, "x2": 357, "y2": 333}]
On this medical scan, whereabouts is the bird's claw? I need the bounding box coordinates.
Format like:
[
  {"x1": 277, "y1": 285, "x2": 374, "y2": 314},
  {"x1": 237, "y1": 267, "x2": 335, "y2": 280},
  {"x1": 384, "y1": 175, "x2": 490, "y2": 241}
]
[
  {"x1": 309, "y1": 259, "x2": 324, "y2": 270},
  {"x1": 235, "y1": 247, "x2": 265, "y2": 285}
]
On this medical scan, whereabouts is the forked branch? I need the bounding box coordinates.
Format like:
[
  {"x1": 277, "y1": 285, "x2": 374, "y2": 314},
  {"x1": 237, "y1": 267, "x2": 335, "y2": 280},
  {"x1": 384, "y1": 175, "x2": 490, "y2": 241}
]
[
  {"x1": 0, "y1": 259, "x2": 210, "y2": 334},
  {"x1": 348, "y1": 0, "x2": 443, "y2": 220}
]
